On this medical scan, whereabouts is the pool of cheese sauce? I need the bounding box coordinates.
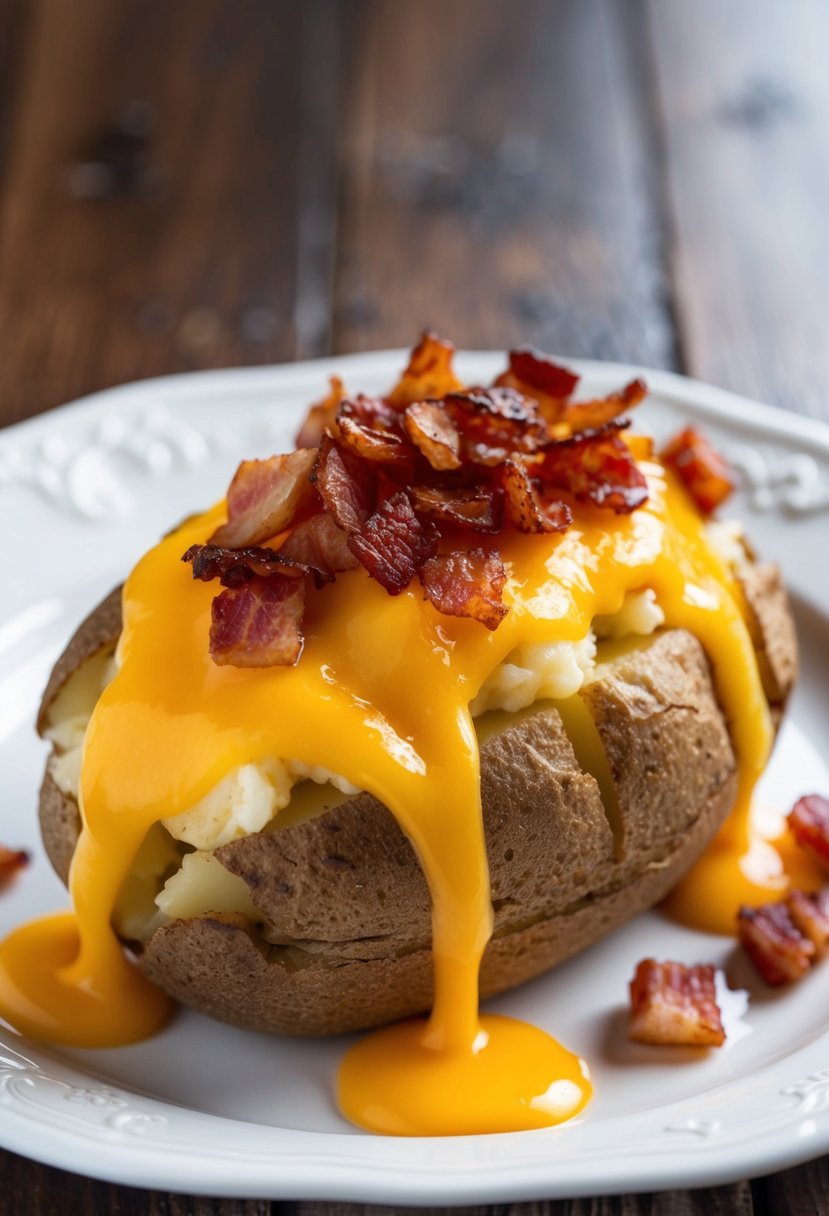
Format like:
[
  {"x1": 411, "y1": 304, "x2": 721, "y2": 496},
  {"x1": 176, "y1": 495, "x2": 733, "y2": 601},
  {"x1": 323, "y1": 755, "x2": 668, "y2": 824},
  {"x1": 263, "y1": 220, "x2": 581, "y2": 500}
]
[{"x1": 0, "y1": 457, "x2": 804, "y2": 1136}]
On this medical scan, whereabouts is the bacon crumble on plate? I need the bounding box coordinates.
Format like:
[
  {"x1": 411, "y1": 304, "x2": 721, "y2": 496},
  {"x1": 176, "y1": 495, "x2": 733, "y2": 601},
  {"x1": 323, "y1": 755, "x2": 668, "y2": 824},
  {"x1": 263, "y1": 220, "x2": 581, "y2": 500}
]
[
  {"x1": 181, "y1": 333, "x2": 731, "y2": 669},
  {"x1": 0, "y1": 847, "x2": 29, "y2": 886},
  {"x1": 629, "y1": 959, "x2": 726, "y2": 1047},
  {"x1": 661, "y1": 425, "x2": 736, "y2": 516},
  {"x1": 787, "y1": 794, "x2": 829, "y2": 873},
  {"x1": 737, "y1": 899, "x2": 817, "y2": 986}
]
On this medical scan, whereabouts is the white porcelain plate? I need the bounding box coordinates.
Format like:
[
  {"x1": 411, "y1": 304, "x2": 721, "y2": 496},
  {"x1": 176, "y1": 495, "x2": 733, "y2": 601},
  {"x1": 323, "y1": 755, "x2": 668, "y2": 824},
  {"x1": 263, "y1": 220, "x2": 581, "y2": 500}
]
[{"x1": 1, "y1": 352, "x2": 828, "y2": 1202}]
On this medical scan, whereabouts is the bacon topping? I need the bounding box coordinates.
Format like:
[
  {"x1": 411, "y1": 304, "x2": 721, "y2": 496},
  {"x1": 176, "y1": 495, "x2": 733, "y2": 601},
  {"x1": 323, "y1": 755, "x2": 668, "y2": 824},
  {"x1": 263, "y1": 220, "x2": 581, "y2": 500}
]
[
  {"x1": 296, "y1": 376, "x2": 346, "y2": 449},
  {"x1": 182, "y1": 542, "x2": 321, "y2": 587},
  {"x1": 313, "y1": 433, "x2": 376, "y2": 534},
  {"x1": 409, "y1": 485, "x2": 504, "y2": 533},
  {"x1": 786, "y1": 889, "x2": 829, "y2": 955},
  {"x1": 788, "y1": 794, "x2": 829, "y2": 873},
  {"x1": 404, "y1": 400, "x2": 462, "y2": 470},
  {"x1": 336, "y1": 415, "x2": 412, "y2": 466},
  {"x1": 538, "y1": 426, "x2": 649, "y2": 514},
  {"x1": 279, "y1": 513, "x2": 359, "y2": 575},
  {"x1": 497, "y1": 346, "x2": 580, "y2": 404},
  {"x1": 629, "y1": 960, "x2": 725, "y2": 1047},
  {"x1": 562, "y1": 377, "x2": 648, "y2": 434},
  {"x1": 738, "y1": 900, "x2": 815, "y2": 986},
  {"x1": 501, "y1": 458, "x2": 572, "y2": 533},
  {"x1": 387, "y1": 330, "x2": 464, "y2": 406},
  {"x1": 0, "y1": 847, "x2": 29, "y2": 885},
  {"x1": 210, "y1": 575, "x2": 305, "y2": 668},
  {"x1": 446, "y1": 387, "x2": 548, "y2": 462},
  {"x1": 210, "y1": 449, "x2": 317, "y2": 548},
  {"x1": 420, "y1": 549, "x2": 508, "y2": 630},
  {"x1": 348, "y1": 491, "x2": 439, "y2": 594},
  {"x1": 661, "y1": 426, "x2": 736, "y2": 515}
]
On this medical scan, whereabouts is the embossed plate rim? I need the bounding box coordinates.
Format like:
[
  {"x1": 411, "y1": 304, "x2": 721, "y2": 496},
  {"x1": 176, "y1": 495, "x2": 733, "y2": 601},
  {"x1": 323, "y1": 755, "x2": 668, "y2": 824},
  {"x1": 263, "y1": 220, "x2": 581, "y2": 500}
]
[{"x1": 0, "y1": 351, "x2": 828, "y2": 1201}]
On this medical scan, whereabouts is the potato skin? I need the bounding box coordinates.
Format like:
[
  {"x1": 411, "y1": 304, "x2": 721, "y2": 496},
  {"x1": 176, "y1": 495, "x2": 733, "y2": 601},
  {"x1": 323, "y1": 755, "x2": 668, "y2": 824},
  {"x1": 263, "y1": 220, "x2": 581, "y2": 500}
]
[{"x1": 37, "y1": 571, "x2": 793, "y2": 1035}]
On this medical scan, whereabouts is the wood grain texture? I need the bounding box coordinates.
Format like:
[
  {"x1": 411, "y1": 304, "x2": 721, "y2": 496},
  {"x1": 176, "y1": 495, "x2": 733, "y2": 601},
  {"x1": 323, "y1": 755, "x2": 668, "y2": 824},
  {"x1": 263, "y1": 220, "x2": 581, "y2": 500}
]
[
  {"x1": 649, "y1": 0, "x2": 829, "y2": 417},
  {"x1": 0, "y1": 0, "x2": 341, "y2": 424},
  {"x1": 333, "y1": 0, "x2": 678, "y2": 369}
]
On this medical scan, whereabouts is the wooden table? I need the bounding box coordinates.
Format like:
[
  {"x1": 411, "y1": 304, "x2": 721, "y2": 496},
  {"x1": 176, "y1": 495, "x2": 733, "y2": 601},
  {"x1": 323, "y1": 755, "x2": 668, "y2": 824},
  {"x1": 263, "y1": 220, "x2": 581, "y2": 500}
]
[{"x1": 0, "y1": 1, "x2": 827, "y2": 1211}]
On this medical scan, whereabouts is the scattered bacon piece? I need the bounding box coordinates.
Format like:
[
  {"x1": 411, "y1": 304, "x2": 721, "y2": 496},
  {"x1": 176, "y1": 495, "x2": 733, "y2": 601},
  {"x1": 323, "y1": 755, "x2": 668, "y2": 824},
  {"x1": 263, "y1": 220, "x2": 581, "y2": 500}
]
[
  {"x1": 279, "y1": 513, "x2": 359, "y2": 575},
  {"x1": 501, "y1": 458, "x2": 572, "y2": 533},
  {"x1": 404, "y1": 401, "x2": 462, "y2": 470},
  {"x1": 409, "y1": 484, "x2": 504, "y2": 533},
  {"x1": 738, "y1": 901, "x2": 815, "y2": 986},
  {"x1": 420, "y1": 548, "x2": 508, "y2": 630},
  {"x1": 296, "y1": 376, "x2": 346, "y2": 449},
  {"x1": 348, "y1": 491, "x2": 439, "y2": 594},
  {"x1": 336, "y1": 415, "x2": 413, "y2": 467},
  {"x1": 538, "y1": 427, "x2": 649, "y2": 514},
  {"x1": 786, "y1": 889, "x2": 829, "y2": 955},
  {"x1": 629, "y1": 960, "x2": 725, "y2": 1047},
  {"x1": 182, "y1": 542, "x2": 325, "y2": 588},
  {"x1": 661, "y1": 426, "x2": 736, "y2": 515},
  {"x1": 313, "y1": 433, "x2": 376, "y2": 534},
  {"x1": 446, "y1": 387, "x2": 548, "y2": 463},
  {"x1": 496, "y1": 346, "x2": 580, "y2": 408},
  {"x1": 0, "y1": 847, "x2": 29, "y2": 885},
  {"x1": 562, "y1": 378, "x2": 648, "y2": 434},
  {"x1": 387, "y1": 331, "x2": 464, "y2": 406},
  {"x1": 210, "y1": 575, "x2": 305, "y2": 667},
  {"x1": 788, "y1": 795, "x2": 829, "y2": 873},
  {"x1": 210, "y1": 449, "x2": 317, "y2": 548}
]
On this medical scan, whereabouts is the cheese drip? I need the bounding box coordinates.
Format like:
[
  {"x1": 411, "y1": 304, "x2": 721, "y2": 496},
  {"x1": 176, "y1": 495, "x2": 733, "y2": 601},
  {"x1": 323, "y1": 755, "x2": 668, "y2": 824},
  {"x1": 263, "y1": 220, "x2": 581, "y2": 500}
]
[{"x1": 0, "y1": 458, "x2": 775, "y2": 1135}]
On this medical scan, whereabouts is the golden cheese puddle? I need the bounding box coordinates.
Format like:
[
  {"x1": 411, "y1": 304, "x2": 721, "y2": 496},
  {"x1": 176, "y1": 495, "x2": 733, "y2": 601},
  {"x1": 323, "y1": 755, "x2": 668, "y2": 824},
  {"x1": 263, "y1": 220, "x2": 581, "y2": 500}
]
[{"x1": 0, "y1": 458, "x2": 790, "y2": 1135}]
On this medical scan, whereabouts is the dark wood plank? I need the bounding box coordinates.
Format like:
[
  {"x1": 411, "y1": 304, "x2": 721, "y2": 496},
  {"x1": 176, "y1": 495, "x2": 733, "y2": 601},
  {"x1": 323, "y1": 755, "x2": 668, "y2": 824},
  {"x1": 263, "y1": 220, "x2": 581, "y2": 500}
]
[
  {"x1": 648, "y1": 0, "x2": 829, "y2": 419},
  {"x1": 0, "y1": 0, "x2": 342, "y2": 426},
  {"x1": 333, "y1": 0, "x2": 678, "y2": 369},
  {"x1": 755, "y1": 1155, "x2": 829, "y2": 1216}
]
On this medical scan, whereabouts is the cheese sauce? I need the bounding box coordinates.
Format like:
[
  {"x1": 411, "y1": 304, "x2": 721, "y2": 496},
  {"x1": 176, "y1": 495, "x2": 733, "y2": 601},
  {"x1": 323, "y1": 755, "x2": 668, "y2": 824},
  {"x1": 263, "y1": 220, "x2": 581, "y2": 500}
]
[{"x1": 0, "y1": 458, "x2": 788, "y2": 1135}]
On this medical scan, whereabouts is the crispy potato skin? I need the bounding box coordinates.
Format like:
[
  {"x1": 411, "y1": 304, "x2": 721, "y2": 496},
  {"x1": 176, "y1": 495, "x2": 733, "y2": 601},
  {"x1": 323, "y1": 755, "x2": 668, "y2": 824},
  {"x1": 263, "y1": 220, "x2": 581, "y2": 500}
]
[{"x1": 37, "y1": 569, "x2": 796, "y2": 1035}]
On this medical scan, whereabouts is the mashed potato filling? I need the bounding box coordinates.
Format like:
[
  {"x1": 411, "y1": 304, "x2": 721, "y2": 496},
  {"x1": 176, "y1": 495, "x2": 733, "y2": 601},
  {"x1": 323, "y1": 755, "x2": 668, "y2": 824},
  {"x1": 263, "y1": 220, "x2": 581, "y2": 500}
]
[{"x1": 41, "y1": 584, "x2": 679, "y2": 939}]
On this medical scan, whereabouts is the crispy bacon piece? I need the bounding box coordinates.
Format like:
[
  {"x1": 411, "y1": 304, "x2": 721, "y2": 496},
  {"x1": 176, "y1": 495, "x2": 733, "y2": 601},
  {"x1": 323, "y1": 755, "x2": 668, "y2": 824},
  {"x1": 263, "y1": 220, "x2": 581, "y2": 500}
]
[
  {"x1": 420, "y1": 548, "x2": 508, "y2": 630},
  {"x1": 562, "y1": 377, "x2": 648, "y2": 434},
  {"x1": 738, "y1": 901, "x2": 815, "y2": 986},
  {"x1": 337, "y1": 415, "x2": 413, "y2": 466},
  {"x1": 788, "y1": 794, "x2": 829, "y2": 873},
  {"x1": 313, "y1": 432, "x2": 376, "y2": 534},
  {"x1": 403, "y1": 401, "x2": 462, "y2": 470},
  {"x1": 446, "y1": 387, "x2": 548, "y2": 463},
  {"x1": 348, "y1": 490, "x2": 439, "y2": 594},
  {"x1": 279, "y1": 512, "x2": 359, "y2": 574},
  {"x1": 409, "y1": 484, "x2": 504, "y2": 533},
  {"x1": 210, "y1": 449, "x2": 317, "y2": 548},
  {"x1": 296, "y1": 376, "x2": 346, "y2": 449},
  {"x1": 501, "y1": 458, "x2": 572, "y2": 533},
  {"x1": 661, "y1": 426, "x2": 736, "y2": 516},
  {"x1": 340, "y1": 394, "x2": 404, "y2": 433},
  {"x1": 387, "y1": 331, "x2": 464, "y2": 406},
  {"x1": 496, "y1": 346, "x2": 580, "y2": 407},
  {"x1": 0, "y1": 847, "x2": 29, "y2": 885},
  {"x1": 786, "y1": 889, "x2": 829, "y2": 955},
  {"x1": 210, "y1": 575, "x2": 305, "y2": 667},
  {"x1": 629, "y1": 960, "x2": 725, "y2": 1047},
  {"x1": 182, "y1": 542, "x2": 324, "y2": 588},
  {"x1": 538, "y1": 427, "x2": 649, "y2": 514}
]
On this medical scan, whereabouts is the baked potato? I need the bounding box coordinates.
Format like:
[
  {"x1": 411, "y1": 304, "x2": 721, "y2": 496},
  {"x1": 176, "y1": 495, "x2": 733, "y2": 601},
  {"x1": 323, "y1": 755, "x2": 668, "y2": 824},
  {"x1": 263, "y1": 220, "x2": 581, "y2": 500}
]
[{"x1": 36, "y1": 557, "x2": 797, "y2": 1036}]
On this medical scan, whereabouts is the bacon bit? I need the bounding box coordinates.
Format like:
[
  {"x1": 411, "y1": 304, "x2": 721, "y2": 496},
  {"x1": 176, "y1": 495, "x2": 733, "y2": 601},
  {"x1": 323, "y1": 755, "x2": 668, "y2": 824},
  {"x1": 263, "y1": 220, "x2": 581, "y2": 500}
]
[
  {"x1": 420, "y1": 549, "x2": 508, "y2": 630},
  {"x1": 403, "y1": 401, "x2": 462, "y2": 470},
  {"x1": 348, "y1": 491, "x2": 439, "y2": 594},
  {"x1": 501, "y1": 458, "x2": 572, "y2": 533},
  {"x1": 279, "y1": 513, "x2": 359, "y2": 574},
  {"x1": 496, "y1": 346, "x2": 580, "y2": 405},
  {"x1": 296, "y1": 376, "x2": 346, "y2": 449},
  {"x1": 340, "y1": 394, "x2": 404, "y2": 433},
  {"x1": 788, "y1": 795, "x2": 829, "y2": 873},
  {"x1": 562, "y1": 378, "x2": 648, "y2": 434},
  {"x1": 738, "y1": 901, "x2": 815, "y2": 986},
  {"x1": 337, "y1": 415, "x2": 413, "y2": 466},
  {"x1": 182, "y1": 542, "x2": 325, "y2": 588},
  {"x1": 210, "y1": 450, "x2": 317, "y2": 549},
  {"x1": 786, "y1": 889, "x2": 829, "y2": 955},
  {"x1": 313, "y1": 432, "x2": 376, "y2": 534},
  {"x1": 210, "y1": 575, "x2": 305, "y2": 667},
  {"x1": 446, "y1": 387, "x2": 548, "y2": 462},
  {"x1": 0, "y1": 847, "x2": 29, "y2": 885},
  {"x1": 387, "y1": 331, "x2": 464, "y2": 406},
  {"x1": 661, "y1": 426, "x2": 736, "y2": 516},
  {"x1": 409, "y1": 484, "x2": 504, "y2": 533},
  {"x1": 538, "y1": 427, "x2": 649, "y2": 514},
  {"x1": 629, "y1": 960, "x2": 725, "y2": 1047}
]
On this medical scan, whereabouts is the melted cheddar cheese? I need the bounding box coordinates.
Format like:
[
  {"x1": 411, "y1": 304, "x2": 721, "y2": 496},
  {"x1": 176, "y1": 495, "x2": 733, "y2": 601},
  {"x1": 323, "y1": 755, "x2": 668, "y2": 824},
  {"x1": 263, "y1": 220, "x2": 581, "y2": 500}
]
[{"x1": 0, "y1": 456, "x2": 789, "y2": 1136}]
